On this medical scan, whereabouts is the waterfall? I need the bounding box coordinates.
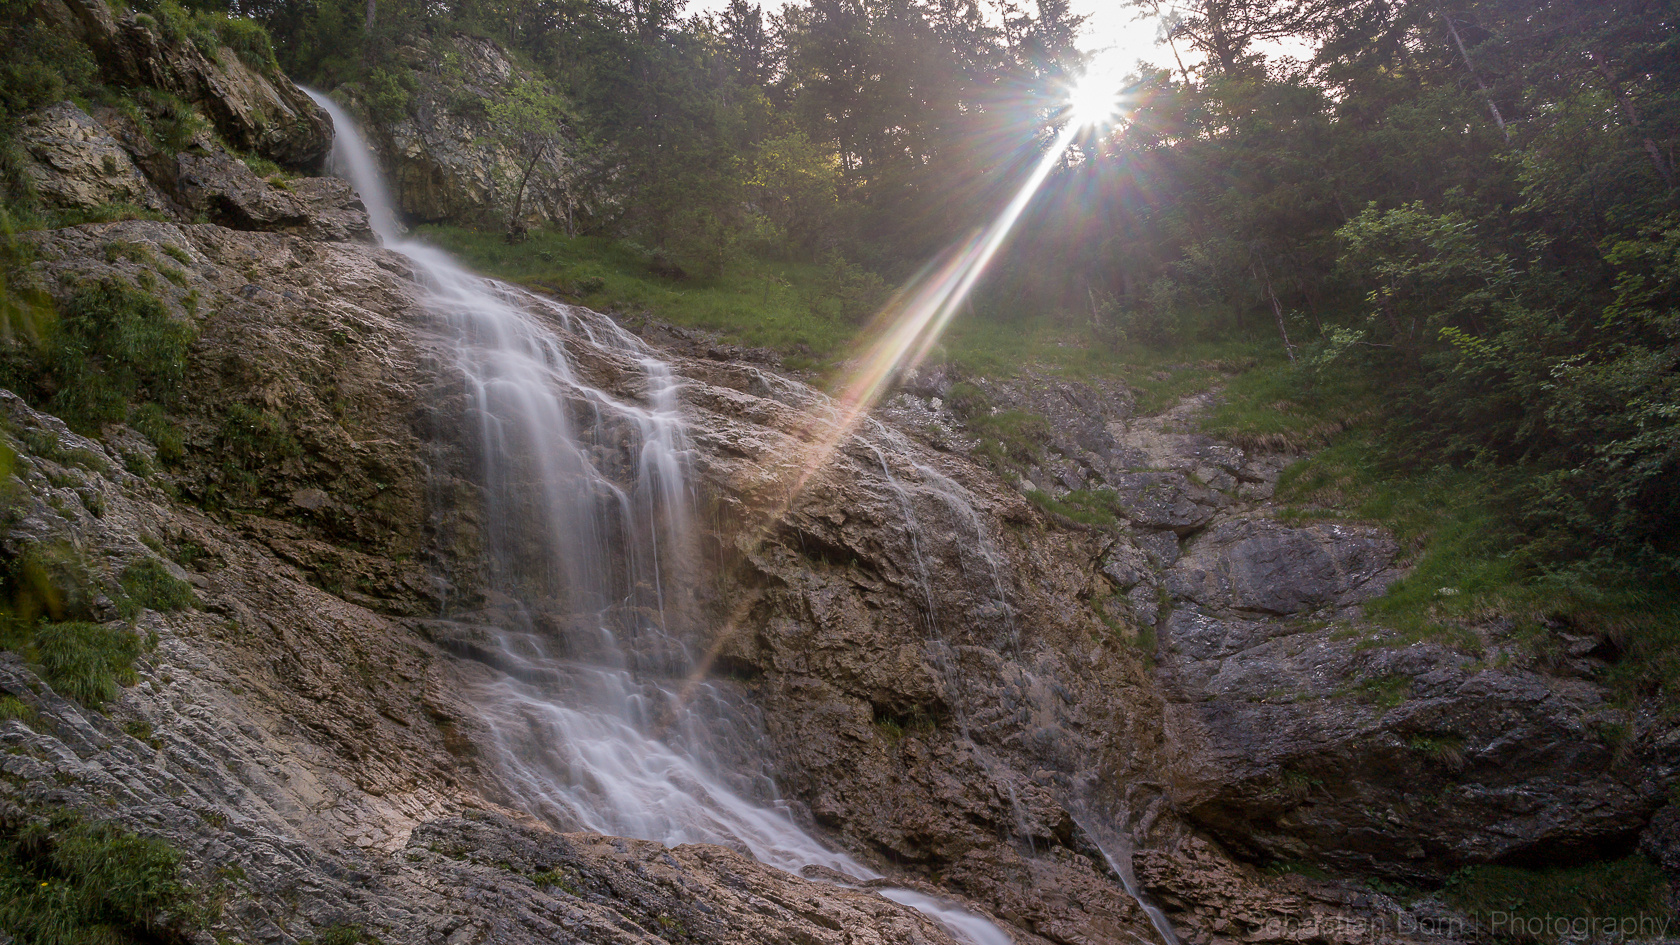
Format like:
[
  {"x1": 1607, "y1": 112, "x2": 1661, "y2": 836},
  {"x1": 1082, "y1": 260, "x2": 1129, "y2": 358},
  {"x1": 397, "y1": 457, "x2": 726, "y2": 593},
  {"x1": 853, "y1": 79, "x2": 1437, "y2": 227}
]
[{"x1": 304, "y1": 90, "x2": 1015, "y2": 945}]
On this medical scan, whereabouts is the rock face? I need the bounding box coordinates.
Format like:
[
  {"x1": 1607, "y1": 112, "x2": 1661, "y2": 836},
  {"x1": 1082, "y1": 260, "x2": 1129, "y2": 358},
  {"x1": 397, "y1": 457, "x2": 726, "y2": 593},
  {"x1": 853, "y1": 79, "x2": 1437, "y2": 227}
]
[
  {"x1": 174, "y1": 151, "x2": 375, "y2": 241},
  {"x1": 0, "y1": 215, "x2": 1483, "y2": 945},
  {"x1": 338, "y1": 32, "x2": 582, "y2": 229},
  {"x1": 884, "y1": 366, "x2": 1680, "y2": 890},
  {"x1": 15, "y1": 97, "x2": 370, "y2": 240},
  {"x1": 43, "y1": 0, "x2": 331, "y2": 168},
  {"x1": 16, "y1": 102, "x2": 172, "y2": 212}
]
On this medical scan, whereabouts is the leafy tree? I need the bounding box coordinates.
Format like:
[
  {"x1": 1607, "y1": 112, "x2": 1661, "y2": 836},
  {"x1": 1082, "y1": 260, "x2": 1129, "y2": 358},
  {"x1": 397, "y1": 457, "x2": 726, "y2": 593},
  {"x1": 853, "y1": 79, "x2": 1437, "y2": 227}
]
[{"x1": 487, "y1": 79, "x2": 576, "y2": 240}]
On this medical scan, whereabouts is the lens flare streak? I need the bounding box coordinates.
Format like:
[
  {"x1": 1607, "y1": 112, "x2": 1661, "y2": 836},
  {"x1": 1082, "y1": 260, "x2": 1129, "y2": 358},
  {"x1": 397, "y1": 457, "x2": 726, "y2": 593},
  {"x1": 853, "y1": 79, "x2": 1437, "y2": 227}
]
[{"x1": 794, "y1": 119, "x2": 1084, "y2": 494}]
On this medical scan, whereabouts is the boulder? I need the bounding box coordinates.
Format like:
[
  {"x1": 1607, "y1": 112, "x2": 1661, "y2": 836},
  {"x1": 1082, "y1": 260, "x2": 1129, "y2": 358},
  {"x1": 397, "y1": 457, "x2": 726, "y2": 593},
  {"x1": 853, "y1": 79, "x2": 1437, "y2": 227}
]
[
  {"x1": 1168, "y1": 517, "x2": 1401, "y2": 616},
  {"x1": 173, "y1": 151, "x2": 372, "y2": 241}
]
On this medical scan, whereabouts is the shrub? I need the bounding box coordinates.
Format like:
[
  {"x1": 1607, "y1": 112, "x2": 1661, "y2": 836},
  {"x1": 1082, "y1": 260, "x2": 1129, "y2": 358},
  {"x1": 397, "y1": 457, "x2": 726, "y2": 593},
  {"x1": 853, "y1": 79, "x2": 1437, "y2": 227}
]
[
  {"x1": 41, "y1": 280, "x2": 194, "y2": 436},
  {"x1": 1440, "y1": 855, "x2": 1671, "y2": 941},
  {"x1": 0, "y1": 20, "x2": 96, "y2": 118},
  {"x1": 0, "y1": 811, "x2": 204, "y2": 944}
]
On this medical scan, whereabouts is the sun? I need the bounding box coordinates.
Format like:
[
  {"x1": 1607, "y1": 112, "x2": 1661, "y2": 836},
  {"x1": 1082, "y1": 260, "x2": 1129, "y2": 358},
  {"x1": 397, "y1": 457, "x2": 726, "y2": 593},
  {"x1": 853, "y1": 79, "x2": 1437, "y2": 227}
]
[{"x1": 1066, "y1": 54, "x2": 1126, "y2": 129}]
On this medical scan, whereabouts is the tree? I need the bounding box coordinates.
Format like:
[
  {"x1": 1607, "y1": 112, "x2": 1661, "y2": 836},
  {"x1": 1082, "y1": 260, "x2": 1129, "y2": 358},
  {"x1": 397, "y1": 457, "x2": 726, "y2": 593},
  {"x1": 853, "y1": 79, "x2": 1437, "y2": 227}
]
[
  {"x1": 487, "y1": 79, "x2": 575, "y2": 241},
  {"x1": 749, "y1": 130, "x2": 841, "y2": 255}
]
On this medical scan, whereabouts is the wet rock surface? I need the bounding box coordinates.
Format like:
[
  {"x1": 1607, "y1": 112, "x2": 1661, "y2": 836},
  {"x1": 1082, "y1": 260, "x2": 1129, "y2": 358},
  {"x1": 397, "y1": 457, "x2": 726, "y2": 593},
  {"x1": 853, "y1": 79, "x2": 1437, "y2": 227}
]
[
  {"x1": 0, "y1": 215, "x2": 1476, "y2": 945},
  {"x1": 883, "y1": 367, "x2": 1680, "y2": 891}
]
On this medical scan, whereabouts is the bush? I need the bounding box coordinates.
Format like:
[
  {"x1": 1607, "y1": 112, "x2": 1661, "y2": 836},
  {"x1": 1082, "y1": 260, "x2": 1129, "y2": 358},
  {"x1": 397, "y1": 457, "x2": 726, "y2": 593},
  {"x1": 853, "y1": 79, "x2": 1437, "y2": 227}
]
[
  {"x1": 207, "y1": 12, "x2": 279, "y2": 70},
  {"x1": 0, "y1": 279, "x2": 195, "y2": 445},
  {"x1": 0, "y1": 811, "x2": 204, "y2": 945},
  {"x1": 1440, "y1": 855, "x2": 1671, "y2": 941},
  {"x1": 0, "y1": 20, "x2": 96, "y2": 119}
]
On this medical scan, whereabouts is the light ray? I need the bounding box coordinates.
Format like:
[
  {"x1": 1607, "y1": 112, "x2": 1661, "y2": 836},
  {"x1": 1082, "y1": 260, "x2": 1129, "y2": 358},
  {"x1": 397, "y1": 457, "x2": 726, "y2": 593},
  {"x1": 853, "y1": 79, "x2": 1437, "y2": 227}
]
[{"x1": 673, "y1": 119, "x2": 1094, "y2": 703}]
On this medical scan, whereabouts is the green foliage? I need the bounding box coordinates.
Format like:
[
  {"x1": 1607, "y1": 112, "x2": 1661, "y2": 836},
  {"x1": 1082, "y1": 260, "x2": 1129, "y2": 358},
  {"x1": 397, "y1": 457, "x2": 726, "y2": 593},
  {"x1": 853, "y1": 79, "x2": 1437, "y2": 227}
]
[
  {"x1": 205, "y1": 12, "x2": 280, "y2": 71},
  {"x1": 748, "y1": 131, "x2": 840, "y2": 258},
  {"x1": 1024, "y1": 488, "x2": 1125, "y2": 528},
  {"x1": 964, "y1": 409, "x2": 1051, "y2": 473},
  {"x1": 0, "y1": 694, "x2": 33, "y2": 722},
  {"x1": 0, "y1": 811, "x2": 205, "y2": 945},
  {"x1": 0, "y1": 543, "x2": 150, "y2": 709},
  {"x1": 1440, "y1": 856, "x2": 1671, "y2": 940},
  {"x1": 211, "y1": 404, "x2": 300, "y2": 505},
  {"x1": 361, "y1": 67, "x2": 416, "y2": 125},
  {"x1": 304, "y1": 925, "x2": 381, "y2": 945},
  {"x1": 0, "y1": 17, "x2": 96, "y2": 123},
  {"x1": 0, "y1": 279, "x2": 195, "y2": 438},
  {"x1": 117, "y1": 558, "x2": 197, "y2": 617},
  {"x1": 130, "y1": 403, "x2": 185, "y2": 465},
  {"x1": 33, "y1": 621, "x2": 142, "y2": 708},
  {"x1": 0, "y1": 213, "x2": 54, "y2": 347},
  {"x1": 1202, "y1": 359, "x2": 1374, "y2": 452},
  {"x1": 419, "y1": 226, "x2": 865, "y2": 363},
  {"x1": 4, "y1": 541, "x2": 99, "y2": 626},
  {"x1": 806, "y1": 250, "x2": 887, "y2": 325},
  {"x1": 530, "y1": 867, "x2": 580, "y2": 895}
]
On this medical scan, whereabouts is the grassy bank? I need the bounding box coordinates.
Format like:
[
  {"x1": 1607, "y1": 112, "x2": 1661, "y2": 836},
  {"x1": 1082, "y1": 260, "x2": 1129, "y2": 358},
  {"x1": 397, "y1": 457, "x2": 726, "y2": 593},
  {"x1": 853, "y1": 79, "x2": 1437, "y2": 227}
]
[{"x1": 419, "y1": 227, "x2": 862, "y2": 370}]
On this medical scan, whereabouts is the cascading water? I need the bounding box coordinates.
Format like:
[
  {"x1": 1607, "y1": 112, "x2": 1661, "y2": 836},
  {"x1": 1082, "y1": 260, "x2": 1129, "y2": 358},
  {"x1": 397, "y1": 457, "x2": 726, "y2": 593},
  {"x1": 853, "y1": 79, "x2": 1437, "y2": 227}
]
[{"x1": 305, "y1": 90, "x2": 1014, "y2": 945}]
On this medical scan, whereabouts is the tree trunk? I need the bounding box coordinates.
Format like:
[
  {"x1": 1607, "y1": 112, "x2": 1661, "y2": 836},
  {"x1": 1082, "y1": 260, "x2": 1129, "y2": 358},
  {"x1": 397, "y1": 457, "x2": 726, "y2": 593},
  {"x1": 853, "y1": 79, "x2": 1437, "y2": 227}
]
[
  {"x1": 507, "y1": 142, "x2": 546, "y2": 243},
  {"x1": 1593, "y1": 55, "x2": 1677, "y2": 190},
  {"x1": 1251, "y1": 256, "x2": 1295, "y2": 363},
  {"x1": 1438, "y1": 5, "x2": 1510, "y2": 145}
]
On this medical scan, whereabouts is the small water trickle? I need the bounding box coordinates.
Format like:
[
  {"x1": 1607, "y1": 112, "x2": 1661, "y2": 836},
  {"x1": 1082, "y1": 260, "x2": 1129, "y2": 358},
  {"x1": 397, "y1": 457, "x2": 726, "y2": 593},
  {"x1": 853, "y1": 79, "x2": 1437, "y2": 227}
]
[
  {"x1": 1072, "y1": 811, "x2": 1181, "y2": 945},
  {"x1": 305, "y1": 89, "x2": 1016, "y2": 945}
]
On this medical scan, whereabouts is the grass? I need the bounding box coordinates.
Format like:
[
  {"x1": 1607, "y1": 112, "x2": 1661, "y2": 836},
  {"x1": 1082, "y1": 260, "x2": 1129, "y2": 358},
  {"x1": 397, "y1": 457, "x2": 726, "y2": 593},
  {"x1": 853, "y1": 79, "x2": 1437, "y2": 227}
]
[
  {"x1": 117, "y1": 558, "x2": 197, "y2": 617},
  {"x1": 0, "y1": 695, "x2": 32, "y2": 722},
  {"x1": 31, "y1": 621, "x2": 142, "y2": 708},
  {"x1": 937, "y1": 316, "x2": 1271, "y2": 413},
  {"x1": 1272, "y1": 429, "x2": 1680, "y2": 695},
  {"x1": 1276, "y1": 437, "x2": 1522, "y2": 637},
  {"x1": 0, "y1": 545, "x2": 149, "y2": 710},
  {"x1": 531, "y1": 867, "x2": 581, "y2": 895},
  {"x1": 0, "y1": 810, "x2": 207, "y2": 944},
  {"x1": 1440, "y1": 856, "x2": 1671, "y2": 941},
  {"x1": 303, "y1": 925, "x2": 381, "y2": 945},
  {"x1": 1025, "y1": 488, "x2": 1125, "y2": 528},
  {"x1": 1201, "y1": 360, "x2": 1377, "y2": 452},
  {"x1": 422, "y1": 226, "x2": 1283, "y2": 405},
  {"x1": 419, "y1": 226, "x2": 862, "y2": 369},
  {"x1": 0, "y1": 278, "x2": 194, "y2": 459}
]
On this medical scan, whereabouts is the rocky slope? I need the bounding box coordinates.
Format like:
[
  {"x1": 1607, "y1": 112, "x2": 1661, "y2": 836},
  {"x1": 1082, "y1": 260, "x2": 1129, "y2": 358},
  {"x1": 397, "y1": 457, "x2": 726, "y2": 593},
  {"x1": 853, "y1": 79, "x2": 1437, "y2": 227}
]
[
  {"x1": 1, "y1": 19, "x2": 1676, "y2": 945},
  {"x1": 332, "y1": 31, "x2": 585, "y2": 231}
]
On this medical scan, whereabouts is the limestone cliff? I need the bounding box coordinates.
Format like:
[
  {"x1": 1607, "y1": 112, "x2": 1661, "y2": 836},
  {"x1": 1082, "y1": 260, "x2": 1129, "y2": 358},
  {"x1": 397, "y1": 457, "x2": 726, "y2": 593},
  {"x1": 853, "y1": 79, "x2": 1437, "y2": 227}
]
[{"x1": 331, "y1": 32, "x2": 585, "y2": 230}]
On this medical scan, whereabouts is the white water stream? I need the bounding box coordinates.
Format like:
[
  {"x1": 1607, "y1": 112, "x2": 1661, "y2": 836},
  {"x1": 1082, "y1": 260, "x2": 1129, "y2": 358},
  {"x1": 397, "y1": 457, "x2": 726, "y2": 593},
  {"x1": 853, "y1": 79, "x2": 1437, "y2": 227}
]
[{"x1": 305, "y1": 90, "x2": 1015, "y2": 945}]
